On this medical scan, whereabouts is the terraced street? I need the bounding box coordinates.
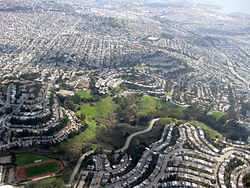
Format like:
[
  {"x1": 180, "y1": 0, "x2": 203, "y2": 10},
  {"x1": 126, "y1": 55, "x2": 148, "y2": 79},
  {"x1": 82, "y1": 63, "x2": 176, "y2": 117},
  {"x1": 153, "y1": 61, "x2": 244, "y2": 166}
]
[{"x1": 74, "y1": 121, "x2": 250, "y2": 188}]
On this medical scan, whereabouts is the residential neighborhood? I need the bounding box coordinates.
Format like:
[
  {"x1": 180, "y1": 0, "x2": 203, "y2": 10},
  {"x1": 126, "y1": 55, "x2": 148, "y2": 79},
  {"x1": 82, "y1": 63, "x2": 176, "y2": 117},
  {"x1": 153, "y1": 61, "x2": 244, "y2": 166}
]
[
  {"x1": 0, "y1": 0, "x2": 250, "y2": 187},
  {"x1": 73, "y1": 122, "x2": 250, "y2": 188}
]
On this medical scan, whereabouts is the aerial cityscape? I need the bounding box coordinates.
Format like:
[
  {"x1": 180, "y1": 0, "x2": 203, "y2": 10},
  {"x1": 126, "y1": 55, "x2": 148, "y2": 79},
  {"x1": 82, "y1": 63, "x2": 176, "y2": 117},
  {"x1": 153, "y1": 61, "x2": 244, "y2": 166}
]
[{"x1": 0, "y1": 0, "x2": 250, "y2": 187}]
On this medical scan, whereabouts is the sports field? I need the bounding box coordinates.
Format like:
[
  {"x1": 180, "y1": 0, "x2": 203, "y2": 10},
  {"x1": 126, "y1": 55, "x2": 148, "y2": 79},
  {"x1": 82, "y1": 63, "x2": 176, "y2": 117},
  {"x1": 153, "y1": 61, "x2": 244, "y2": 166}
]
[{"x1": 15, "y1": 153, "x2": 64, "y2": 182}]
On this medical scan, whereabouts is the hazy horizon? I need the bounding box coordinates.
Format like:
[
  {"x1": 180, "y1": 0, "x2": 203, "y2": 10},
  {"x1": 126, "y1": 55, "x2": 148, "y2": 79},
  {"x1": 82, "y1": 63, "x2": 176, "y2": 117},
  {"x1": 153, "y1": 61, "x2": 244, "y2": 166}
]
[{"x1": 194, "y1": 0, "x2": 250, "y2": 14}]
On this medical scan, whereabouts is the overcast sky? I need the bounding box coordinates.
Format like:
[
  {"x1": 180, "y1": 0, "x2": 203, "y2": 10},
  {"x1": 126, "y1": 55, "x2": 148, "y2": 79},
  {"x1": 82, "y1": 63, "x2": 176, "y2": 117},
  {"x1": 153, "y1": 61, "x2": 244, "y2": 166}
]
[{"x1": 194, "y1": 0, "x2": 250, "y2": 14}]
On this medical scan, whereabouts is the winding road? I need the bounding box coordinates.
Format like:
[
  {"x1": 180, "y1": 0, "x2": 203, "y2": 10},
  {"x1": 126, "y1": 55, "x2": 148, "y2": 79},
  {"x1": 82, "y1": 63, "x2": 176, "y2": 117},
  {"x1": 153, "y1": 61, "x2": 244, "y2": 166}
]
[
  {"x1": 68, "y1": 149, "x2": 95, "y2": 187},
  {"x1": 115, "y1": 118, "x2": 160, "y2": 153},
  {"x1": 68, "y1": 118, "x2": 159, "y2": 186}
]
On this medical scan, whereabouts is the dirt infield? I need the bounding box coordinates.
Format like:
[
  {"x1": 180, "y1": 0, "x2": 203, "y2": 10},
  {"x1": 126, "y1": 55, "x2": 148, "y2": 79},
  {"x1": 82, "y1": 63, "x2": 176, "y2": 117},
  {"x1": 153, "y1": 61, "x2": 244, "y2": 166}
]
[{"x1": 15, "y1": 159, "x2": 64, "y2": 182}]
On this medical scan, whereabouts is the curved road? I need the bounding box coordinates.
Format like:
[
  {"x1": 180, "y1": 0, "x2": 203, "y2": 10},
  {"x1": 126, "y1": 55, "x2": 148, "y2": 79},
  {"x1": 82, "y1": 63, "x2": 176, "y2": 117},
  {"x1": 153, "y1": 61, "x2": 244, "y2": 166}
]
[
  {"x1": 68, "y1": 150, "x2": 95, "y2": 186},
  {"x1": 68, "y1": 118, "x2": 159, "y2": 186},
  {"x1": 115, "y1": 118, "x2": 160, "y2": 153}
]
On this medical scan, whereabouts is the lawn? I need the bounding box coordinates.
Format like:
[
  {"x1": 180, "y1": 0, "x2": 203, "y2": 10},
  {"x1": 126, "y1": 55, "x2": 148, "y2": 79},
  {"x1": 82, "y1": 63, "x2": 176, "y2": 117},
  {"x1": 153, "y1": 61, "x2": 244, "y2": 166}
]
[
  {"x1": 75, "y1": 90, "x2": 93, "y2": 101},
  {"x1": 71, "y1": 90, "x2": 93, "y2": 105},
  {"x1": 95, "y1": 96, "x2": 116, "y2": 118},
  {"x1": 136, "y1": 95, "x2": 159, "y2": 117},
  {"x1": 208, "y1": 111, "x2": 225, "y2": 121},
  {"x1": 158, "y1": 101, "x2": 186, "y2": 118},
  {"x1": 77, "y1": 96, "x2": 116, "y2": 120},
  {"x1": 188, "y1": 120, "x2": 223, "y2": 141},
  {"x1": 58, "y1": 96, "x2": 117, "y2": 157},
  {"x1": 26, "y1": 162, "x2": 61, "y2": 178},
  {"x1": 15, "y1": 153, "x2": 49, "y2": 166},
  {"x1": 57, "y1": 119, "x2": 98, "y2": 157},
  {"x1": 77, "y1": 104, "x2": 97, "y2": 118}
]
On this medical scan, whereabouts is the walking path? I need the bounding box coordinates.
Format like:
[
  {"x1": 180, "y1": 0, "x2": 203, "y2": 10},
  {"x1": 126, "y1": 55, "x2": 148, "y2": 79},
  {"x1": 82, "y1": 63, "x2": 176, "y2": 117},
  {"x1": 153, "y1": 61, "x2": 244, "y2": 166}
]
[
  {"x1": 115, "y1": 118, "x2": 160, "y2": 153},
  {"x1": 67, "y1": 150, "x2": 95, "y2": 186}
]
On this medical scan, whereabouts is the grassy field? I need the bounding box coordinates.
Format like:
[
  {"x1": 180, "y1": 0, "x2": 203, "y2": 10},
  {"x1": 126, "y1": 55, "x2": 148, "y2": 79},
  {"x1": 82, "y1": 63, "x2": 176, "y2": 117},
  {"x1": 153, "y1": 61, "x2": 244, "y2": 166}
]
[
  {"x1": 57, "y1": 119, "x2": 98, "y2": 157},
  {"x1": 77, "y1": 104, "x2": 97, "y2": 118},
  {"x1": 71, "y1": 90, "x2": 94, "y2": 105},
  {"x1": 58, "y1": 96, "x2": 117, "y2": 157},
  {"x1": 62, "y1": 95, "x2": 188, "y2": 155},
  {"x1": 158, "y1": 101, "x2": 186, "y2": 118},
  {"x1": 26, "y1": 162, "x2": 61, "y2": 178},
  {"x1": 15, "y1": 154, "x2": 63, "y2": 183},
  {"x1": 77, "y1": 96, "x2": 117, "y2": 120},
  {"x1": 75, "y1": 90, "x2": 93, "y2": 101},
  {"x1": 136, "y1": 95, "x2": 159, "y2": 117},
  {"x1": 95, "y1": 96, "x2": 116, "y2": 118},
  {"x1": 208, "y1": 111, "x2": 225, "y2": 121},
  {"x1": 61, "y1": 93, "x2": 223, "y2": 155},
  {"x1": 188, "y1": 120, "x2": 223, "y2": 141},
  {"x1": 15, "y1": 153, "x2": 50, "y2": 166}
]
